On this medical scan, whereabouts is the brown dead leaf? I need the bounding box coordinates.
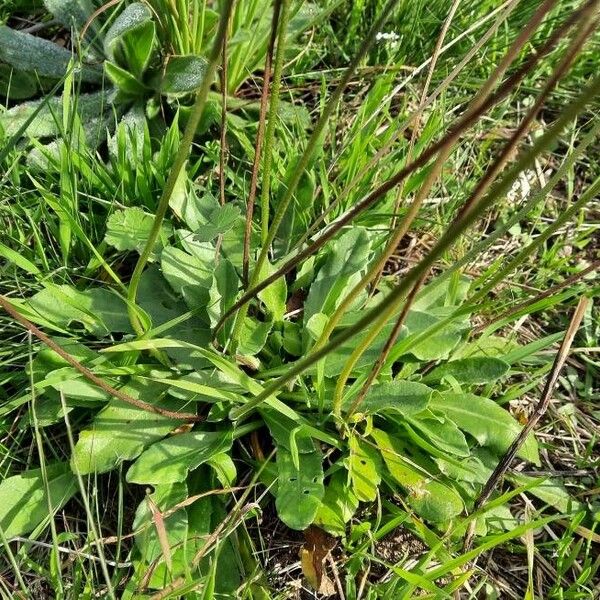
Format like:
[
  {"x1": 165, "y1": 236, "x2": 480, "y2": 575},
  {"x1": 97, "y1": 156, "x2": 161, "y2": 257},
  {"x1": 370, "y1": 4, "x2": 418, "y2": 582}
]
[
  {"x1": 147, "y1": 494, "x2": 173, "y2": 573},
  {"x1": 300, "y1": 525, "x2": 337, "y2": 596}
]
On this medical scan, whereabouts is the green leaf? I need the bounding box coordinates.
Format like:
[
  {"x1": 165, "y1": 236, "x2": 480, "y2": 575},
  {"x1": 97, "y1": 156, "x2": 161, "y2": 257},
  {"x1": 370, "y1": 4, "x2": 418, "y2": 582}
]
[
  {"x1": 356, "y1": 380, "x2": 433, "y2": 416},
  {"x1": 304, "y1": 227, "x2": 371, "y2": 324},
  {"x1": 104, "y1": 3, "x2": 155, "y2": 78},
  {"x1": 423, "y1": 357, "x2": 510, "y2": 385},
  {"x1": 133, "y1": 482, "x2": 189, "y2": 566},
  {"x1": 405, "y1": 412, "x2": 470, "y2": 457},
  {"x1": 194, "y1": 204, "x2": 241, "y2": 242},
  {"x1": 262, "y1": 408, "x2": 315, "y2": 454},
  {"x1": 257, "y1": 260, "x2": 287, "y2": 322},
  {"x1": 509, "y1": 474, "x2": 584, "y2": 513},
  {"x1": 104, "y1": 61, "x2": 148, "y2": 96},
  {"x1": 431, "y1": 393, "x2": 539, "y2": 464},
  {"x1": 161, "y1": 244, "x2": 214, "y2": 295},
  {"x1": 314, "y1": 471, "x2": 359, "y2": 535},
  {"x1": 0, "y1": 25, "x2": 102, "y2": 82},
  {"x1": 71, "y1": 381, "x2": 184, "y2": 474},
  {"x1": 348, "y1": 434, "x2": 382, "y2": 502},
  {"x1": 43, "y1": 0, "x2": 97, "y2": 33},
  {"x1": 276, "y1": 447, "x2": 324, "y2": 530},
  {"x1": 127, "y1": 430, "x2": 234, "y2": 485},
  {"x1": 320, "y1": 320, "x2": 408, "y2": 377},
  {"x1": 371, "y1": 428, "x2": 464, "y2": 523},
  {"x1": 0, "y1": 65, "x2": 37, "y2": 100},
  {"x1": 0, "y1": 463, "x2": 77, "y2": 537},
  {"x1": 160, "y1": 55, "x2": 209, "y2": 95},
  {"x1": 0, "y1": 91, "x2": 108, "y2": 138},
  {"x1": 43, "y1": 367, "x2": 110, "y2": 405},
  {"x1": 402, "y1": 309, "x2": 464, "y2": 361},
  {"x1": 105, "y1": 207, "x2": 172, "y2": 259},
  {"x1": 21, "y1": 284, "x2": 132, "y2": 335},
  {"x1": 238, "y1": 318, "x2": 271, "y2": 356}
]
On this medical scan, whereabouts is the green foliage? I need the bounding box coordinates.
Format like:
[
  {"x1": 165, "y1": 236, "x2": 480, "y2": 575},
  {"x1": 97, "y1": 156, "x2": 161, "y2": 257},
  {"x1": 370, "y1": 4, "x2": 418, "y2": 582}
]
[
  {"x1": 0, "y1": 463, "x2": 77, "y2": 537},
  {"x1": 0, "y1": 0, "x2": 598, "y2": 597}
]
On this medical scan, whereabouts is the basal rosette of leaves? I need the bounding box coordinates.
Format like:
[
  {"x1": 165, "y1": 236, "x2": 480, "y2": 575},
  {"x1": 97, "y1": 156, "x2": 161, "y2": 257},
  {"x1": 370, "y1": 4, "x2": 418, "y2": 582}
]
[
  {"x1": 0, "y1": 189, "x2": 544, "y2": 589},
  {"x1": 0, "y1": 0, "x2": 317, "y2": 167}
]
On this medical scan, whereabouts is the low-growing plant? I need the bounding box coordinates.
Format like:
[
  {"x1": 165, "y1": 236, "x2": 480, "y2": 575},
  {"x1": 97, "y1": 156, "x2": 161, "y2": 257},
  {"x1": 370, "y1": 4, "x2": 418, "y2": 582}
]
[{"x1": 1, "y1": 0, "x2": 599, "y2": 597}]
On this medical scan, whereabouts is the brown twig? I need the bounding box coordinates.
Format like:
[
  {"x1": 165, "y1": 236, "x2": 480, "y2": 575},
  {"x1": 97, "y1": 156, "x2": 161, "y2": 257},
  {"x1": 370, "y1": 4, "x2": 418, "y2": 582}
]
[
  {"x1": 463, "y1": 295, "x2": 590, "y2": 552},
  {"x1": 0, "y1": 295, "x2": 201, "y2": 422},
  {"x1": 242, "y1": 0, "x2": 282, "y2": 286}
]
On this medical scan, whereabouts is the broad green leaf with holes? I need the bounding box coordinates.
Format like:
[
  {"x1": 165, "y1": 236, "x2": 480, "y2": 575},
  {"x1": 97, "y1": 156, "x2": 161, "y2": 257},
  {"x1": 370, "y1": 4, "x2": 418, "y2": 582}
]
[
  {"x1": 348, "y1": 434, "x2": 382, "y2": 502},
  {"x1": 371, "y1": 428, "x2": 463, "y2": 523},
  {"x1": 127, "y1": 430, "x2": 233, "y2": 485},
  {"x1": 262, "y1": 408, "x2": 315, "y2": 454},
  {"x1": 431, "y1": 393, "x2": 539, "y2": 464},
  {"x1": 0, "y1": 463, "x2": 77, "y2": 537},
  {"x1": 276, "y1": 447, "x2": 324, "y2": 530},
  {"x1": 423, "y1": 357, "x2": 510, "y2": 385}
]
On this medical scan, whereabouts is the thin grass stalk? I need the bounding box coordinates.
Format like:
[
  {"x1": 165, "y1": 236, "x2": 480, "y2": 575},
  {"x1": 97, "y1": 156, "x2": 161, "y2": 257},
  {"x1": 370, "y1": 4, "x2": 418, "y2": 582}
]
[
  {"x1": 0, "y1": 295, "x2": 201, "y2": 421},
  {"x1": 333, "y1": 6, "x2": 599, "y2": 411},
  {"x1": 477, "y1": 260, "x2": 600, "y2": 335},
  {"x1": 390, "y1": 0, "x2": 462, "y2": 232},
  {"x1": 212, "y1": 0, "x2": 591, "y2": 338},
  {"x1": 29, "y1": 340, "x2": 68, "y2": 598},
  {"x1": 472, "y1": 174, "x2": 600, "y2": 304},
  {"x1": 249, "y1": 0, "x2": 402, "y2": 279},
  {"x1": 127, "y1": 0, "x2": 235, "y2": 336},
  {"x1": 399, "y1": 118, "x2": 600, "y2": 311},
  {"x1": 463, "y1": 296, "x2": 590, "y2": 552},
  {"x1": 228, "y1": 72, "x2": 600, "y2": 421},
  {"x1": 259, "y1": 0, "x2": 292, "y2": 245},
  {"x1": 242, "y1": 0, "x2": 282, "y2": 286},
  {"x1": 219, "y1": 24, "x2": 229, "y2": 207},
  {"x1": 59, "y1": 392, "x2": 117, "y2": 594}
]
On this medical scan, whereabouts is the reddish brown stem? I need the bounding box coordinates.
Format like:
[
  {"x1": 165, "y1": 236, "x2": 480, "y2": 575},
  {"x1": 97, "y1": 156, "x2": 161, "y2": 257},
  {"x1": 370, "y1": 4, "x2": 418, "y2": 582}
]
[
  {"x1": 242, "y1": 0, "x2": 283, "y2": 286},
  {"x1": 0, "y1": 295, "x2": 201, "y2": 422}
]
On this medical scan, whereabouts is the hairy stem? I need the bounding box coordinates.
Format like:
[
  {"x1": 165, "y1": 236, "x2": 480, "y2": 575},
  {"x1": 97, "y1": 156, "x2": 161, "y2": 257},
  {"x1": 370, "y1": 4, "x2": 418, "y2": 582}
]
[{"x1": 259, "y1": 0, "x2": 291, "y2": 245}]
